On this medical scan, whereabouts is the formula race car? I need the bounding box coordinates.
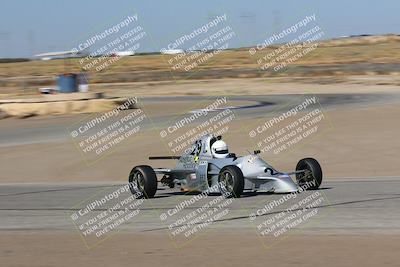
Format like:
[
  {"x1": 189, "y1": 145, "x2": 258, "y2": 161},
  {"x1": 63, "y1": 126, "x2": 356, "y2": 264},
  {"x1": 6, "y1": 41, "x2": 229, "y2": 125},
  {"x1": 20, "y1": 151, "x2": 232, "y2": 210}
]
[{"x1": 128, "y1": 134, "x2": 322, "y2": 198}]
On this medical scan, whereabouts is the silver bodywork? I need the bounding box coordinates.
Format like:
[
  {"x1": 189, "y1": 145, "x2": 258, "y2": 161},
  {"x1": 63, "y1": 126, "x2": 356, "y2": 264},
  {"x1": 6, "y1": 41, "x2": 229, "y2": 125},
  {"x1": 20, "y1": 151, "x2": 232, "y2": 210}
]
[{"x1": 154, "y1": 134, "x2": 299, "y2": 193}]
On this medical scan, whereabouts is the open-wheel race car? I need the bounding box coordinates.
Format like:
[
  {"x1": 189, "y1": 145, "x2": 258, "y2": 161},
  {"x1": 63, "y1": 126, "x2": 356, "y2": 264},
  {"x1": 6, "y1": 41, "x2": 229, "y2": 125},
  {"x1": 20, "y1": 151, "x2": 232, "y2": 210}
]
[{"x1": 128, "y1": 134, "x2": 322, "y2": 198}]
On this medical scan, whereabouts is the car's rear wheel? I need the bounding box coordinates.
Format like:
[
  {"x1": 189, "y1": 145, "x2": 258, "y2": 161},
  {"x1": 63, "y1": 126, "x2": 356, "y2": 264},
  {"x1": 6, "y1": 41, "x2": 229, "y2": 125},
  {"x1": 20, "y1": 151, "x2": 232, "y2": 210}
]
[
  {"x1": 218, "y1": 165, "x2": 244, "y2": 198},
  {"x1": 128, "y1": 165, "x2": 158, "y2": 198},
  {"x1": 295, "y1": 158, "x2": 322, "y2": 190}
]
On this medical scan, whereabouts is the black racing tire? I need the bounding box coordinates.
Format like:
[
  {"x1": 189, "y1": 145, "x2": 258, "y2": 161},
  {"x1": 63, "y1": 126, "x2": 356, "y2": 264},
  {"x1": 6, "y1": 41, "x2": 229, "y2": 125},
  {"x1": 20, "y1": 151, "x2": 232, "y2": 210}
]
[
  {"x1": 295, "y1": 158, "x2": 322, "y2": 190},
  {"x1": 218, "y1": 165, "x2": 244, "y2": 198},
  {"x1": 128, "y1": 165, "x2": 158, "y2": 199}
]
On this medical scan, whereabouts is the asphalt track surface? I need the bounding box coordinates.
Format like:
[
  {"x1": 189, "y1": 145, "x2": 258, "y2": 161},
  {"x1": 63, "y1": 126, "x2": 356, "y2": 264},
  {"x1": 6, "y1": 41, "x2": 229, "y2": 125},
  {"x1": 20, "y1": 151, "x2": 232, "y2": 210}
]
[
  {"x1": 1, "y1": 93, "x2": 399, "y2": 147},
  {"x1": 0, "y1": 178, "x2": 399, "y2": 235},
  {"x1": 0, "y1": 93, "x2": 399, "y2": 240}
]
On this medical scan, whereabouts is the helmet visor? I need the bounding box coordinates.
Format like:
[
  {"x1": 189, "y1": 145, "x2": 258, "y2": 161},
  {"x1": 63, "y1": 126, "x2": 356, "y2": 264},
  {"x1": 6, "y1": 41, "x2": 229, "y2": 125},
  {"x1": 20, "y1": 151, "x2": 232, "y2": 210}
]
[{"x1": 215, "y1": 149, "x2": 229, "y2": 154}]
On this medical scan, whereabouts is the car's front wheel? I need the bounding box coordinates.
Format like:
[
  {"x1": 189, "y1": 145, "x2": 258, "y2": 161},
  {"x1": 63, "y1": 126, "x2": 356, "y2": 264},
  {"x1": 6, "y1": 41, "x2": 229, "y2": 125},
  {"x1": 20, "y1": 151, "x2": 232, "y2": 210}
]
[
  {"x1": 128, "y1": 165, "x2": 158, "y2": 198},
  {"x1": 218, "y1": 165, "x2": 244, "y2": 198},
  {"x1": 295, "y1": 158, "x2": 322, "y2": 190}
]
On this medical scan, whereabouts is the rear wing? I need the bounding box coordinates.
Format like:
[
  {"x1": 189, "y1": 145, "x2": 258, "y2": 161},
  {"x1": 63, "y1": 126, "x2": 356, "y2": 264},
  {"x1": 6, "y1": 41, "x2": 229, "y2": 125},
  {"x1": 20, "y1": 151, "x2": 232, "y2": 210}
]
[
  {"x1": 154, "y1": 168, "x2": 194, "y2": 175},
  {"x1": 149, "y1": 156, "x2": 180, "y2": 160}
]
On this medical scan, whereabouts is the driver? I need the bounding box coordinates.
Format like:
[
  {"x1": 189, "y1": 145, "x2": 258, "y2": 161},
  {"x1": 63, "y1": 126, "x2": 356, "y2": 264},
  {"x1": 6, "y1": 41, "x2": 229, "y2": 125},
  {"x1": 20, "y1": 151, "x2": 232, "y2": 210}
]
[{"x1": 211, "y1": 140, "x2": 229, "y2": 158}]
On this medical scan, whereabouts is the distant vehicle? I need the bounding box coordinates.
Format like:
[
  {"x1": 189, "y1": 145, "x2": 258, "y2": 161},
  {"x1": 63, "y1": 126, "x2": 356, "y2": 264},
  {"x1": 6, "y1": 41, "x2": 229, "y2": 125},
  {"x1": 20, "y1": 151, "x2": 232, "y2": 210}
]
[
  {"x1": 161, "y1": 49, "x2": 185, "y2": 55},
  {"x1": 34, "y1": 50, "x2": 85, "y2": 60},
  {"x1": 128, "y1": 134, "x2": 323, "y2": 198},
  {"x1": 111, "y1": 51, "x2": 135, "y2": 57},
  {"x1": 38, "y1": 87, "x2": 57, "y2": 94}
]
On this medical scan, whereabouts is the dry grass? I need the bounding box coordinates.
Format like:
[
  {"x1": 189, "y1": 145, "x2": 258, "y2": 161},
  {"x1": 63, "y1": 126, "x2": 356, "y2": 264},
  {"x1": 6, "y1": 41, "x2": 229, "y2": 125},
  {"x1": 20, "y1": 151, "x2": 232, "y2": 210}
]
[{"x1": 0, "y1": 35, "x2": 399, "y2": 94}]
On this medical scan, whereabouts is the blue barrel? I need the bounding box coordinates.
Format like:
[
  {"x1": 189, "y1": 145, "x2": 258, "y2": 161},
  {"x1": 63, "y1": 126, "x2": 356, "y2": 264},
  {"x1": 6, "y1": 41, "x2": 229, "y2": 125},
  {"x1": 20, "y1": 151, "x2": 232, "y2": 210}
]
[{"x1": 58, "y1": 73, "x2": 78, "y2": 93}]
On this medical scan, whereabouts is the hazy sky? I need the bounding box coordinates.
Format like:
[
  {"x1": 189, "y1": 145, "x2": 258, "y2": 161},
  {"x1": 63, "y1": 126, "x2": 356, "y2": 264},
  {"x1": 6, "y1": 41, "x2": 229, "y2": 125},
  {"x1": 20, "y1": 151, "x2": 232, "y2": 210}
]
[{"x1": 0, "y1": 0, "x2": 399, "y2": 58}]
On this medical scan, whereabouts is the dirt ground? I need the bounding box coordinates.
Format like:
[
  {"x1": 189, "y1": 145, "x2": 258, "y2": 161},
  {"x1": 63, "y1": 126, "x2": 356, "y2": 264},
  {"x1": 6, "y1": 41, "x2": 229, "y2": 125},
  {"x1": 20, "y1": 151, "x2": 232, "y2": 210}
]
[
  {"x1": 1, "y1": 231, "x2": 398, "y2": 267},
  {"x1": 98, "y1": 77, "x2": 400, "y2": 97},
  {"x1": 0, "y1": 98, "x2": 399, "y2": 183}
]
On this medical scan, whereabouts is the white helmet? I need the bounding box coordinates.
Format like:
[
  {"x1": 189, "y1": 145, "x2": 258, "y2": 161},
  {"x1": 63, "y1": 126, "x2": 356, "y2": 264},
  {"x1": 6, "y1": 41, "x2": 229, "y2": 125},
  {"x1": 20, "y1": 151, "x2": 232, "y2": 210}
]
[{"x1": 211, "y1": 140, "x2": 229, "y2": 158}]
